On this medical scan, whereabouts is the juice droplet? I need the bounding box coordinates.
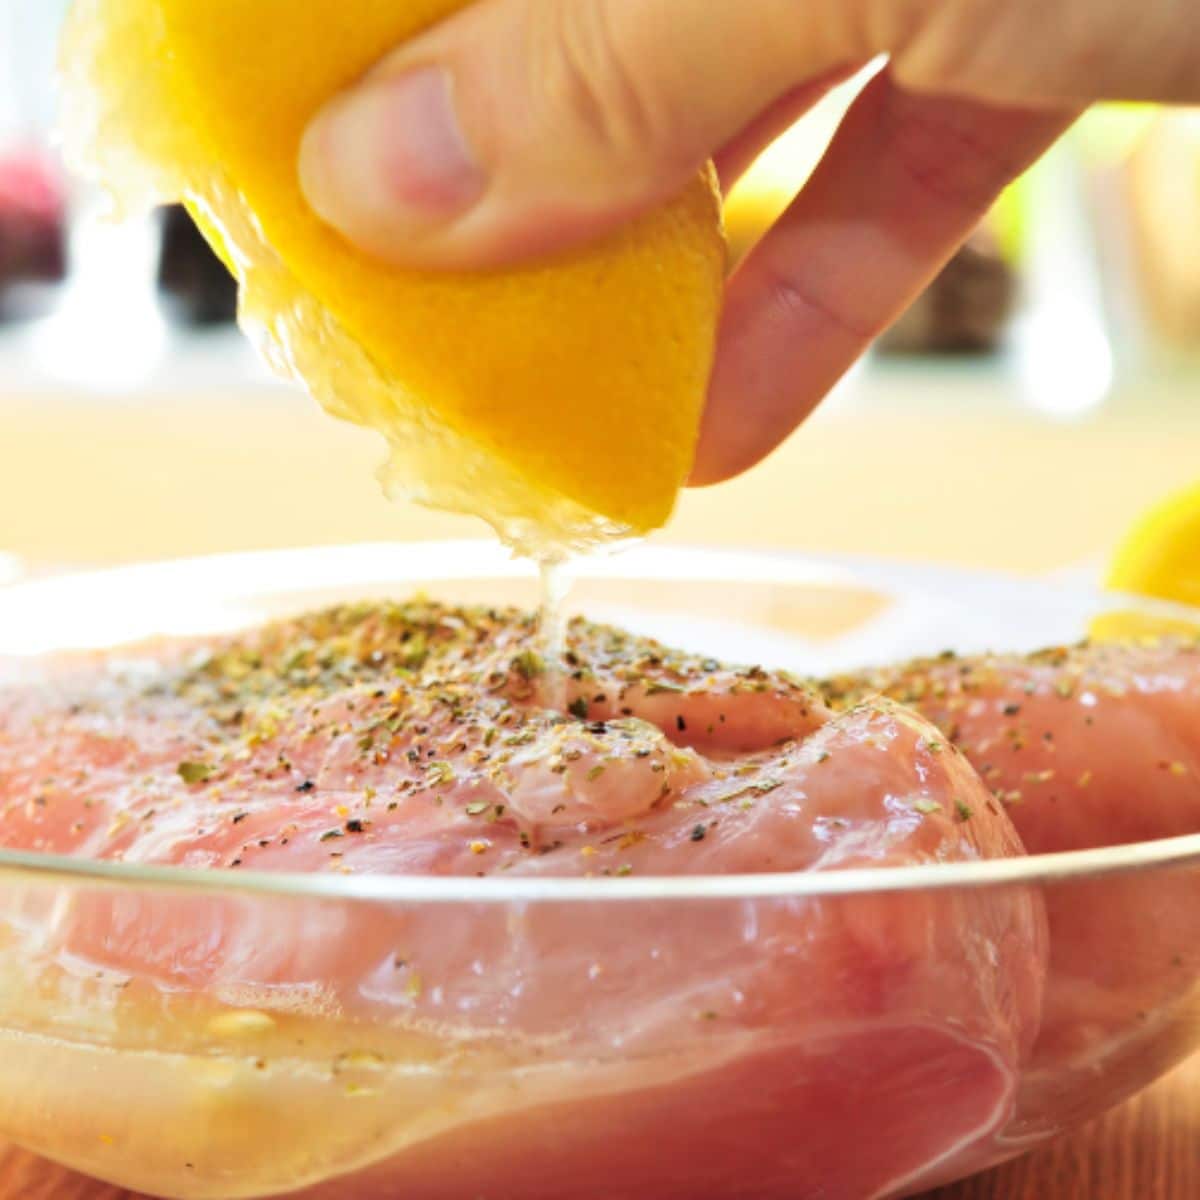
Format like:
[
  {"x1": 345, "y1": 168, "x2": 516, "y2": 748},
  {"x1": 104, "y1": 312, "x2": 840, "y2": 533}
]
[{"x1": 537, "y1": 559, "x2": 573, "y2": 712}]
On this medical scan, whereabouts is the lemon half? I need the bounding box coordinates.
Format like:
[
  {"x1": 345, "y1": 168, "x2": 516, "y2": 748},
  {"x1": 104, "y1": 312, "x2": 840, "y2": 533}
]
[
  {"x1": 1093, "y1": 482, "x2": 1200, "y2": 642},
  {"x1": 60, "y1": 0, "x2": 726, "y2": 556}
]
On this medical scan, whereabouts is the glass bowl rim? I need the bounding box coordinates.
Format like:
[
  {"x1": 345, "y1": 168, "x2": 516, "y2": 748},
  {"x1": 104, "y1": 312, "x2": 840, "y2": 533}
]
[{"x1": 2, "y1": 541, "x2": 1199, "y2": 903}]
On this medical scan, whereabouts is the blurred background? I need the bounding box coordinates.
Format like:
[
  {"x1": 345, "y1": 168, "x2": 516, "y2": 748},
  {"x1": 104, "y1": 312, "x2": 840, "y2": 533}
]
[{"x1": 0, "y1": 4, "x2": 1198, "y2": 583}]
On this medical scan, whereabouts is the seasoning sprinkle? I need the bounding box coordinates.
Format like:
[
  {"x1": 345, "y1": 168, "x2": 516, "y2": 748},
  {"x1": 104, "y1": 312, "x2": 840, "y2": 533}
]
[
  {"x1": 1023, "y1": 769, "x2": 1056, "y2": 784},
  {"x1": 512, "y1": 649, "x2": 543, "y2": 680},
  {"x1": 426, "y1": 761, "x2": 455, "y2": 787},
  {"x1": 645, "y1": 682, "x2": 684, "y2": 696},
  {"x1": 177, "y1": 761, "x2": 215, "y2": 784}
]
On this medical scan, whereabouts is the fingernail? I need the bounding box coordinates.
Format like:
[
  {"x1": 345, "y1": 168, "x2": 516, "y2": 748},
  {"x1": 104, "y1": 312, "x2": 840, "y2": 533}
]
[{"x1": 300, "y1": 67, "x2": 484, "y2": 236}]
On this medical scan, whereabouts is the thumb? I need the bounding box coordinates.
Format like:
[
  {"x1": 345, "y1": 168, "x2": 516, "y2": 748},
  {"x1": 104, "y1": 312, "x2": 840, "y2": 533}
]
[{"x1": 299, "y1": 0, "x2": 857, "y2": 269}]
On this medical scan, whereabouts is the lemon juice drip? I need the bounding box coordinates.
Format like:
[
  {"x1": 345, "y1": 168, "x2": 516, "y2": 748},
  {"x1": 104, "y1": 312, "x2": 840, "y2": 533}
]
[{"x1": 537, "y1": 559, "x2": 573, "y2": 711}]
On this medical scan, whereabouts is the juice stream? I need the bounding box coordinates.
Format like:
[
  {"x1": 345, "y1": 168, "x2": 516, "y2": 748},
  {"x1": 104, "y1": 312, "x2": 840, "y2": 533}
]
[{"x1": 537, "y1": 559, "x2": 573, "y2": 711}]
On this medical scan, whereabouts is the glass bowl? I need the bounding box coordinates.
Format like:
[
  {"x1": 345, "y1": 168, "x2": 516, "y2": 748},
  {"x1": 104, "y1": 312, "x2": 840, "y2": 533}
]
[{"x1": 0, "y1": 542, "x2": 1198, "y2": 1200}]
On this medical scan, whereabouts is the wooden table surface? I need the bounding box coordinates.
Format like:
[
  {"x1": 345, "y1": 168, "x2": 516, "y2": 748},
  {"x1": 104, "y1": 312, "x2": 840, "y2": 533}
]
[
  {"x1": 1, "y1": 1055, "x2": 1196, "y2": 1200},
  {"x1": 4, "y1": 363, "x2": 1200, "y2": 576}
]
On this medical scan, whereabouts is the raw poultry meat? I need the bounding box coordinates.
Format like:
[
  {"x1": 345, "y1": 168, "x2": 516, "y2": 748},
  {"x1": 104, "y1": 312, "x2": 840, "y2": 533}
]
[
  {"x1": 0, "y1": 602, "x2": 1047, "y2": 1199},
  {"x1": 823, "y1": 639, "x2": 1200, "y2": 1148}
]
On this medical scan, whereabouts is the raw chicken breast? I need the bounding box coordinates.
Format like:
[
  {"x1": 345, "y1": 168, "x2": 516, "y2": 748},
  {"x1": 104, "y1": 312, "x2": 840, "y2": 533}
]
[
  {"x1": 0, "y1": 602, "x2": 1046, "y2": 1200},
  {"x1": 823, "y1": 639, "x2": 1200, "y2": 1145}
]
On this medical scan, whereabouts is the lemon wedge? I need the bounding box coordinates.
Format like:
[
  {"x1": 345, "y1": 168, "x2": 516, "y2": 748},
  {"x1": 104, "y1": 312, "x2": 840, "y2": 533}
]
[
  {"x1": 59, "y1": 0, "x2": 725, "y2": 557},
  {"x1": 1092, "y1": 481, "x2": 1200, "y2": 642}
]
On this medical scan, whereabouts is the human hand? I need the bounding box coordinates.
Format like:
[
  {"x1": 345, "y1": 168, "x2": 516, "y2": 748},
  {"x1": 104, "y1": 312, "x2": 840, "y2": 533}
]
[{"x1": 298, "y1": 0, "x2": 1199, "y2": 483}]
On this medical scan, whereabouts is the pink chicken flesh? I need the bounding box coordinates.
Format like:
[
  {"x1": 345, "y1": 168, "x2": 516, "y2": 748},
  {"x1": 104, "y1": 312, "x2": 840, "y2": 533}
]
[
  {"x1": 0, "y1": 602, "x2": 1046, "y2": 1200},
  {"x1": 823, "y1": 639, "x2": 1200, "y2": 1145}
]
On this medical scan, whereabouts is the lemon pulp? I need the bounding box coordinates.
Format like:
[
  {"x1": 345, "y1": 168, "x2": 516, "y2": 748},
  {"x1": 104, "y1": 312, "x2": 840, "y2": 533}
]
[{"x1": 59, "y1": 0, "x2": 726, "y2": 560}]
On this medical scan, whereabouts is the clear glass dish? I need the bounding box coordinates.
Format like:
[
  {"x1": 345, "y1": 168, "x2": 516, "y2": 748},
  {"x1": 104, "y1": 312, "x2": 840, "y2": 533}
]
[{"x1": 0, "y1": 542, "x2": 1198, "y2": 1200}]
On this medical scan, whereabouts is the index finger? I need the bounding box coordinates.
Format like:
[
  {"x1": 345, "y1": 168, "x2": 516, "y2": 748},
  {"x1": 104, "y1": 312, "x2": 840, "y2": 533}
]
[{"x1": 691, "y1": 72, "x2": 1078, "y2": 485}]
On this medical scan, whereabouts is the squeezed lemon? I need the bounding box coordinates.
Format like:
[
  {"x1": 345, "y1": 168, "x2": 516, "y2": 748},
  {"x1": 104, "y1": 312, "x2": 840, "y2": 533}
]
[{"x1": 59, "y1": 0, "x2": 726, "y2": 559}]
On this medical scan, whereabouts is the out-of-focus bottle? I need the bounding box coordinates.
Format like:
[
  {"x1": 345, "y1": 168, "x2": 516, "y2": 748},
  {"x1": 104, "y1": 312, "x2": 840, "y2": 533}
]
[
  {"x1": 157, "y1": 205, "x2": 238, "y2": 327},
  {"x1": 0, "y1": 148, "x2": 67, "y2": 320},
  {"x1": 0, "y1": 1, "x2": 68, "y2": 321}
]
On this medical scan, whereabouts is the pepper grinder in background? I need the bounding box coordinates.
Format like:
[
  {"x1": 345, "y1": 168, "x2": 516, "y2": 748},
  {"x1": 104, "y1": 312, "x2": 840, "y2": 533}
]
[{"x1": 876, "y1": 222, "x2": 1018, "y2": 356}]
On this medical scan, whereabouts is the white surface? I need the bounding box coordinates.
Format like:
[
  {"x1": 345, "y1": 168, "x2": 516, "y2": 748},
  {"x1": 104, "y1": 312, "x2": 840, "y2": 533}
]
[{"x1": 0, "y1": 539, "x2": 1144, "y2": 669}]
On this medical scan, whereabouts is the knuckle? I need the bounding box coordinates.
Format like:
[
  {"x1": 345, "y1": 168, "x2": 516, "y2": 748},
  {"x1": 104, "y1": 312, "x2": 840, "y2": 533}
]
[
  {"x1": 884, "y1": 96, "x2": 1021, "y2": 216},
  {"x1": 882, "y1": 0, "x2": 1005, "y2": 94},
  {"x1": 757, "y1": 259, "x2": 880, "y2": 345},
  {"x1": 864, "y1": 0, "x2": 945, "y2": 57},
  {"x1": 537, "y1": 0, "x2": 680, "y2": 170}
]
